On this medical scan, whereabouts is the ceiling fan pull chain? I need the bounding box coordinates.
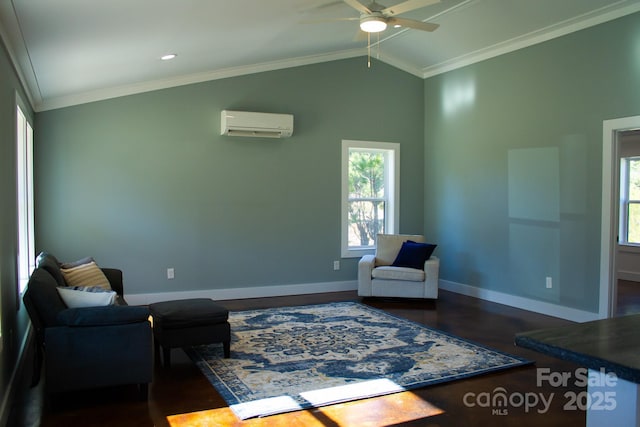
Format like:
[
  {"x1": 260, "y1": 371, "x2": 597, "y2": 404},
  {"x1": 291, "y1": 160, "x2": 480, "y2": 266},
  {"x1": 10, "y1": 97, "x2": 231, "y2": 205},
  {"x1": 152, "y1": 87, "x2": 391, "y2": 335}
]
[{"x1": 367, "y1": 32, "x2": 371, "y2": 68}]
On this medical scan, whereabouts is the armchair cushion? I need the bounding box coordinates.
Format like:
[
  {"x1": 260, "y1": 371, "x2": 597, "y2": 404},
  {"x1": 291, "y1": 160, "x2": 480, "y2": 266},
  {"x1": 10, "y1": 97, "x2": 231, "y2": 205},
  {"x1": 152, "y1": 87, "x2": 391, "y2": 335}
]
[
  {"x1": 57, "y1": 305, "x2": 150, "y2": 327},
  {"x1": 392, "y1": 241, "x2": 437, "y2": 269},
  {"x1": 372, "y1": 266, "x2": 425, "y2": 282}
]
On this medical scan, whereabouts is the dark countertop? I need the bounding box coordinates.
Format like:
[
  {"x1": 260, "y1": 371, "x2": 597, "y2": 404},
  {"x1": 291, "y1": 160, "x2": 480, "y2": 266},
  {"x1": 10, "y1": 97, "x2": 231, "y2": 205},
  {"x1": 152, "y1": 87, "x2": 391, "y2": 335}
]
[{"x1": 515, "y1": 313, "x2": 640, "y2": 384}]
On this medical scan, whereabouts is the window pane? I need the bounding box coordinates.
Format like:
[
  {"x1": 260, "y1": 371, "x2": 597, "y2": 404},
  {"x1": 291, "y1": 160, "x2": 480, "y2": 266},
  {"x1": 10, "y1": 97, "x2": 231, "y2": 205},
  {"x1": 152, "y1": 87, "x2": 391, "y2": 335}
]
[
  {"x1": 629, "y1": 203, "x2": 640, "y2": 244},
  {"x1": 348, "y1": 150, "x2": 386, "y2": 249},
  {"x1": 348, "y1": 200, "x2": 385, "y2": 247},
  {"x1": 349, "y1": 150, "x2": 385, "y2": 199},
  {"x1": 630, "y1": 160, "x2": 640, "y2": 200},
  {"x1": 16, "y1": 105, "x2": 35, "y2": 293}
]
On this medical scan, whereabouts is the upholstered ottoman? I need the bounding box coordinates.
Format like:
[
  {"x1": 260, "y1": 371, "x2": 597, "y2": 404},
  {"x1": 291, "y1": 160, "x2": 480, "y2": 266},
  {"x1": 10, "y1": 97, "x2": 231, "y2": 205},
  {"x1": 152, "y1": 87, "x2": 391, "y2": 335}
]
[{"x1": 149, "y1": 298, "x2": 231, "y2": 367}]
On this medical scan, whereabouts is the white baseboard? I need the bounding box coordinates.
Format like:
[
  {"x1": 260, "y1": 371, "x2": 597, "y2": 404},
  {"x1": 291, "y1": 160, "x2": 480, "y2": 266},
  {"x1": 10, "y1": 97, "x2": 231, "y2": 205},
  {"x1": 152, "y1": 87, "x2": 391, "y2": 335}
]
[
  {"x1": 126, "y1": 278, "x2": 599, "y2": 322},
  {"x1": 439, "y1": 279, "x2": 600, "y2": 323},
  {"x1": 125, "y1": 280, "x2": 358, "y2": 306}
]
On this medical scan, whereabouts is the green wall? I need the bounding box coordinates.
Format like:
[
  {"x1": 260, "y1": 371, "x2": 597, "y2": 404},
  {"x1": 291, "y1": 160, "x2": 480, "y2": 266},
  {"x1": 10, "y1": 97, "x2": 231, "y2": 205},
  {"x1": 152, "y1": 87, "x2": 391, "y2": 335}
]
[
  {"x1": 0, "y1": 33, "x2": 33, "y2": 423},
  {"x1": 35, "y1": 58, "x2": 426, "y2": 295},
  {"x1": 424, "y1": 12, "x2": 640, "y2": 312}
]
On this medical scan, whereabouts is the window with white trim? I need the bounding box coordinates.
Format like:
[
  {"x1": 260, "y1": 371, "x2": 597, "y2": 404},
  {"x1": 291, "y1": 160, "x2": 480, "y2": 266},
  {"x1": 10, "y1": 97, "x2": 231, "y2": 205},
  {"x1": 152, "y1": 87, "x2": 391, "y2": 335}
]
[
  {"x1": 620, "y1": 156, "x2": 640, "y2": 245},
  {"x1": 16, "y1": 102, "x2": 35, "y2": 294},
  {"x1": 341, "y1": 140, "x2": 399, "y2": 258}
]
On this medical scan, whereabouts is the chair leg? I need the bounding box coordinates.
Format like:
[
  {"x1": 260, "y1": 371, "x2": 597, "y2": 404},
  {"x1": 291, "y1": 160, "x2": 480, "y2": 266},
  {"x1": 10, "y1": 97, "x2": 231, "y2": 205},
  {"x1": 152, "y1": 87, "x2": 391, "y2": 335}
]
[{"x1": 223, "y1": 340, "x2": 230, "y2": 358}]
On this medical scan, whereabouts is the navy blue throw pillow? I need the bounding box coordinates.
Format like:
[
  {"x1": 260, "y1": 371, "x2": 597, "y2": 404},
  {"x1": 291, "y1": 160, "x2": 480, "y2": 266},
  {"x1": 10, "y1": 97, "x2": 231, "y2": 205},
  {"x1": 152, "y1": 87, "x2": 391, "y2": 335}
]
[{"x1": 392, "y1": 240, "x2": 437, "y2": 269}]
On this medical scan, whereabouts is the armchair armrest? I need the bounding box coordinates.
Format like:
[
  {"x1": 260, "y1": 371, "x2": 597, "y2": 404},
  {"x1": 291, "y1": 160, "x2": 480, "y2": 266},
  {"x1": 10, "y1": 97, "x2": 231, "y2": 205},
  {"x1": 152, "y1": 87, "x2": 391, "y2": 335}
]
[
  {"x1": 423, "y1": 256, "x2": 440, "y2": 298},
  {"x1": 424, "y1": 256, "x2": 439, "y2": 273},
  {"x1": 359, "y1": 254, "x2": 376, "y2": 269},
  {"x1": 57, "y1": 305, "x2": 150, "y2": 327},
  {"x1": 358, "y1": 254, "x2": 376, "y2": 296}
]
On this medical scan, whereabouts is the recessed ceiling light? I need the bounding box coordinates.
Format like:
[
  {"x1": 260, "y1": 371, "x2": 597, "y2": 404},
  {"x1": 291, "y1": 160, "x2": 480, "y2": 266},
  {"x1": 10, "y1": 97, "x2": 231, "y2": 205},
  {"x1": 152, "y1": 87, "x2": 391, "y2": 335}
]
[{"x1": 160, "y1": 54, "x2": 177, "y2": 61}]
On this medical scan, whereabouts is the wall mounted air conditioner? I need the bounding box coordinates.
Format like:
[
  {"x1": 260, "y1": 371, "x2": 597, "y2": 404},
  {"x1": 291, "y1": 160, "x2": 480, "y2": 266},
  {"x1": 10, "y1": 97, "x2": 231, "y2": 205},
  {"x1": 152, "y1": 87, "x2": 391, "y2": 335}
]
[{"x1": 221, "y1": 110, "x2": 294, "y2": 138}]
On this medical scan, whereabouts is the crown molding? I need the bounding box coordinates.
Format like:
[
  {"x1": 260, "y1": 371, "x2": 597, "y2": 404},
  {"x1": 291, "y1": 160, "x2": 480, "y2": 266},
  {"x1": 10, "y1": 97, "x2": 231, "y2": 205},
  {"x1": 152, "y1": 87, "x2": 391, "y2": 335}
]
[
  {"x1": 421, "y1": 0, "x2": 640, "y2": 79},
  {"x1": 375, "y1": 51, "x2": 425, "y2": 78}
]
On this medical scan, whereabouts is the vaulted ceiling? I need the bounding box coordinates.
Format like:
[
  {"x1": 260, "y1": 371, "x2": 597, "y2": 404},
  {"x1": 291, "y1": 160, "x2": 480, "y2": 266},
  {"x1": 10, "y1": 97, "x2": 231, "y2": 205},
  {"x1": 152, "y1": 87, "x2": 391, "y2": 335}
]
[{"x1": 1, "y1": 0, "x2": 639, "y2": 111}]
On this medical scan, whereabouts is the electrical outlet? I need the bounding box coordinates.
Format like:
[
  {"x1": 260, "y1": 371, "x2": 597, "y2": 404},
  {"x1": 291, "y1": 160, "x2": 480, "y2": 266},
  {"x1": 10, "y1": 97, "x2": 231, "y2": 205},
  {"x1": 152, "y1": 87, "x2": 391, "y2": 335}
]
[
  {"x1": 167, "y1": 268, "x2": 175, "y2": 280},
  {"x1": 546, "y1": 276, "x2": 552, "y2": 289},
  {"x1": 333, "y1": 260, "x2": 340, "y2": 271}
]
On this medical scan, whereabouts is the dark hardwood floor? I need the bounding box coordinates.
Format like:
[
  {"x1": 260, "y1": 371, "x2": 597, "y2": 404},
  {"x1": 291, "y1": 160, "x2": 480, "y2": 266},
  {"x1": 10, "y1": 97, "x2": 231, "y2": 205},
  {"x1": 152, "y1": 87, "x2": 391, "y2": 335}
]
[
  {"x1": 616, "y1": 279, "x2": 640, "y2": 316},
  {"x1": 8, "y1": 283, "x2": 640, "y2": 427}
]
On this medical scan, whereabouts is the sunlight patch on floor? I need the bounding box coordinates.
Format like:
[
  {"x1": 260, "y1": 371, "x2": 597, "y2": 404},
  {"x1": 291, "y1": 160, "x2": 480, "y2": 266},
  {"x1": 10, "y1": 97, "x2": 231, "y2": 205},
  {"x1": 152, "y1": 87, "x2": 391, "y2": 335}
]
[{"x1": 167, "y1": 391, "x2": 444, "y2": 426}]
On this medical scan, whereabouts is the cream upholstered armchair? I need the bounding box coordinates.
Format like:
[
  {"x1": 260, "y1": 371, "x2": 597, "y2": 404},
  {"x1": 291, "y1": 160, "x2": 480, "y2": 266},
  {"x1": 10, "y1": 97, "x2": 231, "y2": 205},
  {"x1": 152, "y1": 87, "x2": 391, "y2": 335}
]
[{"x1": 358, "y1": 234, "x2": 439, "y2": 299}]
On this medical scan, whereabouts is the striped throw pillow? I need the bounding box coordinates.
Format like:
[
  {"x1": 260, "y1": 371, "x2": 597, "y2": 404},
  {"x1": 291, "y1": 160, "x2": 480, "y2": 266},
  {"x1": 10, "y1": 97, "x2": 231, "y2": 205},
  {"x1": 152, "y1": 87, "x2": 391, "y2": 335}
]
[{"x1": 60, "y1": 259, "x2": 112, "y2": 291}]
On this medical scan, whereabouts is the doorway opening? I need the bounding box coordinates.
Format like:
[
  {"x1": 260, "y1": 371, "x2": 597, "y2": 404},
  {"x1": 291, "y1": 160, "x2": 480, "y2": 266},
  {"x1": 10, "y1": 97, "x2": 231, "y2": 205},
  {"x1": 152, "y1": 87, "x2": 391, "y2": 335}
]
[{"x1": 600, "y1": 116, "x2": 640, "y2": 318}]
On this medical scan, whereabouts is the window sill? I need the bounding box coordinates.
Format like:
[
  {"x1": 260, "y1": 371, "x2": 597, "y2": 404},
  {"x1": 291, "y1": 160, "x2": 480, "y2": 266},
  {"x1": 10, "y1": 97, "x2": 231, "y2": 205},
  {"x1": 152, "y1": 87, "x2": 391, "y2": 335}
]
[
  {"x1": 618, "y1": 244, "x2": 640, "y2": 254},
  {"x1": 341, "y1": 248, "x2": 375, "y2": 259}
]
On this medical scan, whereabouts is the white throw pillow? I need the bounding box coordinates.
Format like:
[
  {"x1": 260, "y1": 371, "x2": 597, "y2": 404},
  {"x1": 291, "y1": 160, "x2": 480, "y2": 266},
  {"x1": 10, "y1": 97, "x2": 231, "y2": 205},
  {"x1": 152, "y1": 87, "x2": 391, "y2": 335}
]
[{"x1": 57, "y1": 286, "x2": 117, "y2": 308}]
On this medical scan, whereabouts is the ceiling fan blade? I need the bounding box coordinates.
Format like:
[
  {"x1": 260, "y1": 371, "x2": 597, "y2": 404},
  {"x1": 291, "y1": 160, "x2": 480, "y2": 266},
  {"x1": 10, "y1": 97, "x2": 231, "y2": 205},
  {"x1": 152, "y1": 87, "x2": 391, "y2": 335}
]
[
  {"x1": 382, "y1": 0, "x2": 440, "y2": 16},
  {"x1": 388, "y1": 17, "x2": 439, "y2": 32},
  {"x1": 343, "y1": 0, "x2": 372, "y2": 14}
]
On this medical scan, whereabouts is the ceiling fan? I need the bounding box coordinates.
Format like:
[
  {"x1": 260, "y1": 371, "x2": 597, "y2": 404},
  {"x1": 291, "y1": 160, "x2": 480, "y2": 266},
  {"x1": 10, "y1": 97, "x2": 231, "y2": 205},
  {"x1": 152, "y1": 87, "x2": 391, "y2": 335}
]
[{"x1": 341, "y1": 0, "x2": 441, "y2": 35}]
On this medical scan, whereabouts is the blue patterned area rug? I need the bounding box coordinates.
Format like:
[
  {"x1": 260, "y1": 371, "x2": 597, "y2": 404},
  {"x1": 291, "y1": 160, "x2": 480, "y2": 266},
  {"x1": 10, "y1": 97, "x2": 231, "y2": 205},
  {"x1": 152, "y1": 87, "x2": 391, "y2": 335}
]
[{"x1": 185, "y1": 301, "x2": 530, "y2": 420}]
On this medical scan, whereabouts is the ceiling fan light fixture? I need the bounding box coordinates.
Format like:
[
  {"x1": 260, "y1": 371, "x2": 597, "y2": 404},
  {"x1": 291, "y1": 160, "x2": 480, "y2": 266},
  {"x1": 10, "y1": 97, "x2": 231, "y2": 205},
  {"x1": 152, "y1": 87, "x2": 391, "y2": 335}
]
[{"x1": 360, "y1": 16, "x2": 387, "y2": 33}]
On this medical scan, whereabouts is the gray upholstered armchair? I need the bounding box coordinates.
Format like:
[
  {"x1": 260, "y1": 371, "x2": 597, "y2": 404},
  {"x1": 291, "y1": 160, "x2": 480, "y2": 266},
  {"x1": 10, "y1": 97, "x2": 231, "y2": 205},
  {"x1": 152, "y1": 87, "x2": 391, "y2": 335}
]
[
  {"x1": 23, "y1": 253, "x2": 153, "y2": 399},
  {"x1": 358, "y1": 234, "x2": 439, "y2": 299}
]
